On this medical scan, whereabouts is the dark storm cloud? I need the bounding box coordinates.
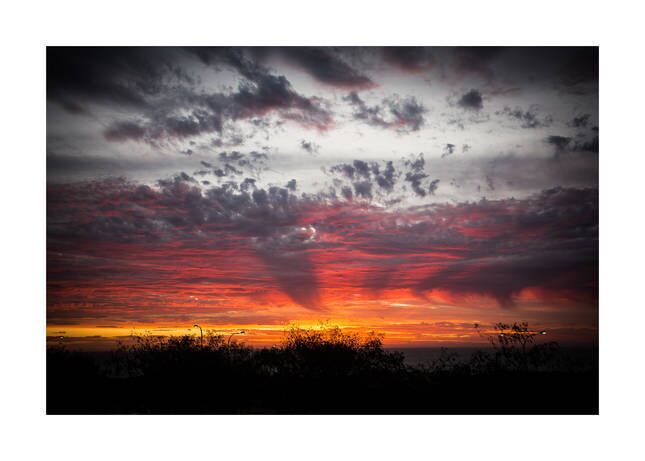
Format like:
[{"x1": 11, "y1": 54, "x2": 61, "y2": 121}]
[
  {"x1": 558, "y1": 47, "x2": 599, "y2": 88},
  {"x1": 452, "y1": 47, "x2": 504, "y2": 79},
  {"x1": 446, "y1": 47, "x2": 598, "y2": 95},
  {"x1": 47, "y1": 47, "x2": 192, "y2": 113},
  {"x1": 467, "y1": 47, "x2": 596, "y2": 90},
  {"x1": 278, "y1": 47, "x2": 374, "y2": 89},
  {"x1": 498, "y1": 106, "x2": 553, "y2": 129},
  {"x1": 457, "y1": 89, "x2": 483, "y2": 111},
  {"x1": 344, "y1": 92, "x2": 426, "y2": 132},
  {"x1": 382, "y1": 47, "x2": 435, "y2": 73},
  {"x1": 50, "y1": 47, "x2": 334, "y2": 145},
  {"x1": 189, "y1": 47, "x2": 333, "y2": 128}
]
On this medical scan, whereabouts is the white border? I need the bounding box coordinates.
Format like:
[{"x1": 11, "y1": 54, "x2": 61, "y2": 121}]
[{"x1": 2, "y1": 1, "x2": 644, "y2": 460}]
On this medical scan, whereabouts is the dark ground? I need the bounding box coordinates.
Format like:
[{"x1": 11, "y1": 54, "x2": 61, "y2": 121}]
[{"x1": 46, "y1": 329, "x2": 598, "y2": 415}]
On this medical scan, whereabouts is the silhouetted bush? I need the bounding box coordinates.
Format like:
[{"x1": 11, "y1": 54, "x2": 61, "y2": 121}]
[{"x1": 47, "y1": 324, "x2": 598, "y2": 414}]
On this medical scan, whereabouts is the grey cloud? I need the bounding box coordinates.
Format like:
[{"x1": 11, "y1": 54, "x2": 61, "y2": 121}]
[
  {"x1": 353, "y1": 180, "x2": 373, "y2": 199},
  {"x1": 300, "y1": 139, "x2": 320, "y2": 154},
  {"x1": 442, "y1": 144, "x2": 456, "y2": 159},
  {"x1": 344, "y1": 92, "x2": 426, "y2": 132},
  {"x1": 498, "y1": 106, "x2": 553, "y2": 129},
  {"x1": 90, "y1": 47, "x2": 335, "y2": 145},
  {"x1": 547, "y1": 135, "x2": 572, "y2": 153},
  {"x1": 457, "y1": 89, "x2": 483, "y2": 111},
  {"x1": 47, "y1": 47, "x2": 192, "y2": 113},
  {"x1": 382, "y1": 47, "x2": 435, "y2": 73},
  {"x1": 278, "y1": 47, "x2": 374, "y2": 89},
  {"x1": 568, "y1": 114, "x2": 591, "y2": 128}
]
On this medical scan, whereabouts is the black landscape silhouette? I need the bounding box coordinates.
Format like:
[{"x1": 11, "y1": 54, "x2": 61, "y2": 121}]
[{"x1": 47, "y1": 324, "x2": 598, "y2": 414}]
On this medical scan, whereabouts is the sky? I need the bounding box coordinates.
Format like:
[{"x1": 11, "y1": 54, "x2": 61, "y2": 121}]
[{"x1": 46, "y1": 47, "x2": 598, "y2": 348}]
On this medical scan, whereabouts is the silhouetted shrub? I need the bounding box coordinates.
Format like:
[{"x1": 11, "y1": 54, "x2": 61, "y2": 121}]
[
  {"x1": 47, "y1": 323, "x2": 597, "y2": 414},
  {"x1": 473, "y1": 322, "x2": 560, "y2": 372}
]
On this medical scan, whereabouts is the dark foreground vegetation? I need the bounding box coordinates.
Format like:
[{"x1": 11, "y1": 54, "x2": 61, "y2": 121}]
[{"x1": 47, "y1": 324, "x2": 598, "y2": 414}]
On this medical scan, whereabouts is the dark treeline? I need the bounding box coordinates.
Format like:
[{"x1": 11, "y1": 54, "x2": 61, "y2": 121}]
[{"x1": 47, "y1": 324, "x2": 598, "y2": 414}]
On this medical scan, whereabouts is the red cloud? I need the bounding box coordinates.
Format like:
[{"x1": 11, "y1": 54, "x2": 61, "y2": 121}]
[{"x1": 48, "y1": 179, "x2": 597, "y2": 339}]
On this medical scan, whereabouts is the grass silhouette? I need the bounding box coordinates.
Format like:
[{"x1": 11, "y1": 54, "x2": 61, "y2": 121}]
[{"x1": 47, "y1": 324, "x2": 597, "y2": 414}]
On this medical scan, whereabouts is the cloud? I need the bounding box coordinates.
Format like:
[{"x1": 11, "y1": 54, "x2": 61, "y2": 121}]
[
  {"x1": 547, "y1": 135, "x2": 598, "y2": 157},
  {"x1": 547, "y1": 135, "x2": 572, "y2": 152},
  {"x1": 568, "y1": 114, "x2": 591, "y2": 128},
  {"x1": 300, "y1": 139, "x2": 320, "y2": 154},
  {"x1": 47, "y1": 47, "x2": 191, "y2": 113},
  {"x1": 47, "y1": 47, "x2": 336, "y2": 145},
  {"x1": 352, "y1": 159, "x2": 372, "y2": 179},
  {"x1": 329, "y1": 163, "x2": 357, "y2": 179},
  {"x1": 344, "y1": 92, "x2": 426, "y2": 132},
  {"x1": 327, "y1": 155, "x2": 442, "y2": 199},
  {"x1": 441, "y1": 144, "x2": 456, "y2": 159},
  {"x1": 457, "y1": 89, "x2": 483, "y2": 111},
  {"x1": 402, "y1": 153, "x2": 439, "y2": 197},
  {"x1": 452, "y1": 47, "x2": 504, "y2": 79},
  {"x1": 498, "y1": 106, "x2": 553, "y2": 128},
  {"x1": 279, "y1": 47, "x2": 374, "y2": 89},
  {"x1": 558, "y1": 47, "x2": 598, "y2": 88},
  {"x1": 572, "y1": 136, "x2": 598, "y2": 153},
  {"x1": 382, "y1": 47, "x2": 435, "y2": 73},
  {"x1": 48, "y1": 176, "x2": 329, "y2": 311},
  {"x1": 353, "y1": 180, "x2": 373, "y2": 199},
  {"x1": 48, "y1": 176, "x2": 597, "y2": 322},
  {"x1": 46, "y1": 47, "x2": 599, "y2": 331},
  {"x1": 375, "y1": 161, "x2": 396, "y2": 191}
]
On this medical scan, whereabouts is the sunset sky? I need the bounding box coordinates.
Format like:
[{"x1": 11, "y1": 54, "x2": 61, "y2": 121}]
[{"x1": 46, "y1": 47, "x2": 598, "y2": 348}]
